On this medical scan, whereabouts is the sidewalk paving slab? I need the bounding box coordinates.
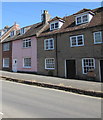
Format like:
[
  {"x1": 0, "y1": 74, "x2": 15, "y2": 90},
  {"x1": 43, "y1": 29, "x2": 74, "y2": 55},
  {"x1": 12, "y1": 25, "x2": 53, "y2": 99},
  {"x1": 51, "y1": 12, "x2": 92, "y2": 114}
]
[{"x1": 0, "y1": 70, "x2": 102, "y2": 93}]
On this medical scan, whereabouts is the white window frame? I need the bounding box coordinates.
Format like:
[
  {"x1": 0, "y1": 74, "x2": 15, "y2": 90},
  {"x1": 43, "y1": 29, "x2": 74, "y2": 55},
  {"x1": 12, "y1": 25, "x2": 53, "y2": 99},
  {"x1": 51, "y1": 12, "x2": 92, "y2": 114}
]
[
  {"x1": 3, "y1": 58, "x2": 9, "y2": 68},
  {"x1": 45, "y1": 58, "x2": 55, "y2": 70},
  {"x1": 70, "y1": 35, "x2": 84, "y2": 47},
  {"x1": 94, "y1": 31, "x2": 102, "y2": 44},
  {"x1": 82, "y1": 58, "x2": 95, "y2": 74},
  {"x1": 3, "y1": 43, "x2": 10, "y2": 51},
  {"x1": 44, "y1": 38, "x2": 54, "y2": 50},
  {"x1": 76, "y1": 13, "x2": 89, "y2": 25},
  {"x1": 23, "y1": 38, "x2": 31, "y2": 48},
  {"x1": 23, "y1": 58, "x2": 31, "y2": 68},
  {"x1": 50, "y1": 21, "x2": 59, "y2": 30},
  {"x1": 10, "y1": 30, "x2": 16, "y2": 37},
  {"x1": 20, "y1": 28, "x2": 25, "y2": 35}
]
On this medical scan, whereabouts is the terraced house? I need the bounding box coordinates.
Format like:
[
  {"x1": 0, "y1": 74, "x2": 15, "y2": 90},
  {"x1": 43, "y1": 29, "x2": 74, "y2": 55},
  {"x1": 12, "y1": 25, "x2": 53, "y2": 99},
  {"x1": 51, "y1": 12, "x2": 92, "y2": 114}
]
[
  {"x1": 2, "y1": 10, "x2": 50, "y2": 73},
  {"x1": 0, "y1": 24, "x2": 20, "y2": 70},
  {"x1": 37, "y1": 7, "x2": 103, "y2": 82}
]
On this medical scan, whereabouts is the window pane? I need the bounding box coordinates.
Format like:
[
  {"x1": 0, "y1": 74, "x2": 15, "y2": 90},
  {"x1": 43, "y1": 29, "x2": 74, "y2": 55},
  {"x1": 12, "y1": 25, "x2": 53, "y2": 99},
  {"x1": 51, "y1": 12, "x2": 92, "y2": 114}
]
[
  {"x1": 3, "y1": 58, "x2": 9, "y2": 67},
  {"x1": 55, "y1": 22, "x2": 59, "y2": 28},
  {"x1": 82, "y1": 58, "x2": 95, "y2": 74},
  {"x1": 45, "y1": 39, "x2": 54, "y2": 50},
  {"x1": 51, "y1": 24, "x2": 54, "y2": 30},
  {"x1": 71, "y1": 37, "x2": 76, "y2": 46},
  {"x1": 83, "y1": 15, "x2": 88, "y2": 22},
  {"x1": 3, "y1": 43, "x2": 10, "y2": 51},
  {"x1": 24, "y1": 58, "x2": 31, "y2": 67},
  {"x1": 23, "y1": 39, "x2": 31, "y2": 48},
  {"x1": 94, "y1": 32, "x2": 102, "y2": 43},
  {"x1": 45, "y1": 58, "x2": 55, "y2": 69},
  {"x1": 77, "y1": 36, "x2": 83, "y2": 45},
  {"x1": 77, "y1": 17, "x2": 81, "y2": 24}
]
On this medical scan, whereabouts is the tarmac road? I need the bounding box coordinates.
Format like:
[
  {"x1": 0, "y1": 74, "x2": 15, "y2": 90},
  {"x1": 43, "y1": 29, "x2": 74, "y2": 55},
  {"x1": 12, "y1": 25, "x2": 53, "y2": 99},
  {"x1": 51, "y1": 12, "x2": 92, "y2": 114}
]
[{"x1": 2, "y1": 80, "x2": 101, "y2": 118}]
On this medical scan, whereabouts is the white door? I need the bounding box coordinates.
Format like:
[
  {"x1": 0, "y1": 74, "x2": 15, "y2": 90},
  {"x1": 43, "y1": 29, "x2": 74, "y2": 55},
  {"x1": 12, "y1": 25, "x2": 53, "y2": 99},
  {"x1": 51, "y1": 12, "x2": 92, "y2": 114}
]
[{"x1": 12, "y1": 59, "x2": 17, "y2": 72}]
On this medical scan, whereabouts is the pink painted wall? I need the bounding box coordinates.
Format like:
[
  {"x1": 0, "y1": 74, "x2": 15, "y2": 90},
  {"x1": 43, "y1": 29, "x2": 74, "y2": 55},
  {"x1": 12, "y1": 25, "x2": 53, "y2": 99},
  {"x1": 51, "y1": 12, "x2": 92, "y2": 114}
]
[{"x1": 12, "y1": 36, "x2": 37, "y2": 72}]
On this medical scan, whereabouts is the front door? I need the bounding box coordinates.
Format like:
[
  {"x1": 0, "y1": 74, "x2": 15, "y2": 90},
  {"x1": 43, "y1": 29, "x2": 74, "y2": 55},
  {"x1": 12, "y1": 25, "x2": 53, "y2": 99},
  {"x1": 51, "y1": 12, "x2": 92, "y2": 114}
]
[
  {"x1": 66, "y1": 60, "x2": 76, "y2": 79},
  {"x1": 100, "y1": 60, "x2": 103, "y2": 82},
  {"x1": 12, "y1": 59, "x2": 17, "y2": 72}
]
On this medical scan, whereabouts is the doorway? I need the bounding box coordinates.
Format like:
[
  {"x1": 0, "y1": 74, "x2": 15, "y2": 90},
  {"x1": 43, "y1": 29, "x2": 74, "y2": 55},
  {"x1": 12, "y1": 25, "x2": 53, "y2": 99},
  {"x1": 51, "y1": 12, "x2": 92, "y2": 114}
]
[
  {"x1": 12, "y1": 59, "x2": 17, "y2": 72},
  {"x1": 100, "y1": 60, "x2": 103, "y2": 82},
  {"x1": 66, "y1": 60, "x2": 76, "y2": 79}
]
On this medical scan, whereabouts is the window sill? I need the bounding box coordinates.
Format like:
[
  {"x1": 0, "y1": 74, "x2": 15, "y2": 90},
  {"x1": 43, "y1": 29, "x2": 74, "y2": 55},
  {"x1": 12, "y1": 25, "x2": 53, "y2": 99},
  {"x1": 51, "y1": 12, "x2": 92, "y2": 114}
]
[
  {"x1": 22, "y1": 47, "x2": 31, "y2": 49},
  {"x1": 44, "y1": 49, "x2": 54, "y2": 51},
  {"x1": 45, "y1": 68, "x2": 55, "y2": 70},
  {"x1": 23, "y1": 67, "x2": 31, "y2": 69},
  {"x1": 71, "y1": 45, "x2": 84, "y2": 47},
  {"x1": 94, "y1": 42, "x2": 103, "y2": 44},
  {"x1": 3, "y1": 66, "x2": 9, "y2": 68}
]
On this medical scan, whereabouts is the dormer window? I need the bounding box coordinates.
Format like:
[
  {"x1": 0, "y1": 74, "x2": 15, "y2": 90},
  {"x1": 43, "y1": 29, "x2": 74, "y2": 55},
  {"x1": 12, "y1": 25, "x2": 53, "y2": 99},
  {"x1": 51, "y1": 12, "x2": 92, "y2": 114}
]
[
  {"x1": 49, "y1": 17, "x2": 64, "y2": 31},
  {"x1": 20, "y1": 28, "x2": 25, "y2": 35},
  {"x1": 10, "y1": 30, "x2": 16, "y2": 37},
  {"x1": 50, "y1": 22, "x2": 59, "y2": 30},
  {"x1": 50, "y1": 21, "x2": 64, "y2": 31},
  {"x1": 75, "y1": 12, "x2": 93, "y2": 25}
]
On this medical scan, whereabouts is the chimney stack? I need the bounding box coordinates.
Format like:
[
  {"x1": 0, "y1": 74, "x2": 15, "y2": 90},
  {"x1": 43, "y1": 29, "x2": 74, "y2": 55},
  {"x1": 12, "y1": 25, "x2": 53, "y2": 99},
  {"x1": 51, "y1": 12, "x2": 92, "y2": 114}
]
[{"x1": 41, "y1": 10, "x2": 50, "y2": 24}]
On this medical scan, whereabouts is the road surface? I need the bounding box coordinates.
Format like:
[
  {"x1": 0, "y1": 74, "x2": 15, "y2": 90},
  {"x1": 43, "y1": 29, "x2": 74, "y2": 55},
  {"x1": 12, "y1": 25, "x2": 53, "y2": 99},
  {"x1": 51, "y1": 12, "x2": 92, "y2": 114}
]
[{"x1": 1, "y1": 80, "x2": 101, "y2": 118}]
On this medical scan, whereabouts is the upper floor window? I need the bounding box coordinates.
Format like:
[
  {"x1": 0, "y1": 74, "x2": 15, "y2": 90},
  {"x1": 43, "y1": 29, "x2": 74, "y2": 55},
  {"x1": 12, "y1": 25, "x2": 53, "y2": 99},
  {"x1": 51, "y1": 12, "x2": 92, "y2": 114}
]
[
  {"x1": 45, "y1": 58, "x2": 55, "y2": 69},
  {"x1": 23, "y1": 58, "x2": 31, "y2": 68},
  {"x1": 23, "y1": 39, "x2": 31, "y2": 48},
  {"x1": 3, "y1": 43, "x2": 10, "y2": 51},
  {"x1": 75, "y1": 13, "x2": 93, "y2": 25},
  {"x1": 70, "y1": 35, "x2": 84, "y2": 47},
  {"x1": 94, "y1": 31, "x2": 102, "y2": 44},
  {"x1": 44, "y1": 38, "x2": 54, "y2": 50},
  {"x1": 82, "y1": 58, "x2": 95, "y2": 74},
  {"x1": 10, "y1": 30, "x2": 16, "y2": 37},
  {"x1": 50, "y1": 22, "x2": 59, "y2": 30},
  {"x1": 20, "y1": 28, "x2": 25, "y2": 35}
]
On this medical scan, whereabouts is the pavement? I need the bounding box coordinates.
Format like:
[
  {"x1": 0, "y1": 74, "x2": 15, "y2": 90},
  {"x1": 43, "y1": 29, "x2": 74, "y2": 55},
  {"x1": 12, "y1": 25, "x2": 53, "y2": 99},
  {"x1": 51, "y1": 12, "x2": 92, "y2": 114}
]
[{"x1": 0, "y1": 70, "x2": 103, "y2": 97}]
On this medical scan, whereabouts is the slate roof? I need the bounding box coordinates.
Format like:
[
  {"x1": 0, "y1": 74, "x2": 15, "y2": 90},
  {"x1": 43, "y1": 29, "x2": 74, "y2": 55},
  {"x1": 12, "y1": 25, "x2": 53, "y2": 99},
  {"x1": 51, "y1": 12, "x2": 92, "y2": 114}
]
[
  {"x1": 73, "y1": 8, "x2": 94, "y2": 15},
  {"x1": 3, "y1": 22, "x2": 44, "y2": 43},
  {"x1": 48, "y1": 16, "x2": 65, "y2": 23},
  {"x1": 2, "y1": 7, "x2": 103, "y2": 42},
  {"x1": 38, "y1": 7, "x2": 103, "y2": 37}
]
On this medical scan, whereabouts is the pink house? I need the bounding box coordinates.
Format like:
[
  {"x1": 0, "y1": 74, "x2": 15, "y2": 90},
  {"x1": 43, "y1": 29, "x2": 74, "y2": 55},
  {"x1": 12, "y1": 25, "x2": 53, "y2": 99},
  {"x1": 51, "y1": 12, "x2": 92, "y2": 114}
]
[
  {"x1": 12, "y1": 36, "x2": 37, "y2": 72},
  {"x1": 11, "y1": 10, "x2": 50, "y2": 73},
  {"x1": 11, "y1": 22, "x2": 43, "y2": 73}
]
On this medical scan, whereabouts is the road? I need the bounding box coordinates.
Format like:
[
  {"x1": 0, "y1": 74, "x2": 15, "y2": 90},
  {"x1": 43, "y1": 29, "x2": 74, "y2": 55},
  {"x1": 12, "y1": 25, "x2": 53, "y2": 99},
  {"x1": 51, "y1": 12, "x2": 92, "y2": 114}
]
[{"x1": 1, "y1": 80, "x2": 101, "y2": 118}]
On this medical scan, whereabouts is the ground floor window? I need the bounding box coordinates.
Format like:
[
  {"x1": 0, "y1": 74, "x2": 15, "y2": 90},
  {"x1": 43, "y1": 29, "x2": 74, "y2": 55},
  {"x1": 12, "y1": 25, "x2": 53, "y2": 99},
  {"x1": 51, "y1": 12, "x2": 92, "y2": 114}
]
[
  {"x1": 82, "y1": 58, "x2": 95, "y2": 74},
  {"x1": 3, "y1": 58, "x2": 9, "y2": 67},
  {"x1": 23, "y1": 58, "x2": 31, "y2": 68},
  {"x1": 45, "y1": 58, "x2": 55, "y2": 69}
]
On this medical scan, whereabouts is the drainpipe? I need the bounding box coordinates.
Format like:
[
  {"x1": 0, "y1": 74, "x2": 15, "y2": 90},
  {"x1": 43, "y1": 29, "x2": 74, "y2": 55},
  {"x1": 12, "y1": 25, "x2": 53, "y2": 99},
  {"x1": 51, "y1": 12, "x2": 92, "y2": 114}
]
[{"x1": 55, "y1": 34, "x2": 58, "y2": 76}]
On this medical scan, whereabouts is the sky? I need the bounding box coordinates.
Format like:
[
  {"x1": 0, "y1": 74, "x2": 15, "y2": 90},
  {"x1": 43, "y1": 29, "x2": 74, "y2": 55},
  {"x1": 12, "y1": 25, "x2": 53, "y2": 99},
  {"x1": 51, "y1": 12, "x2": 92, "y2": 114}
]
[{"x1": 1, "y1": 2, "x2": 102, "y2": 29}]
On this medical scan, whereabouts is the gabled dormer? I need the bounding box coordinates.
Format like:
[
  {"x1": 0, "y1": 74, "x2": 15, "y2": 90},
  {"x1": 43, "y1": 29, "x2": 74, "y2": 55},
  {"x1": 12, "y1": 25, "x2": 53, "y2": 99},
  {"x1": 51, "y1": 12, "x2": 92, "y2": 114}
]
[
  {"x1": 74, "y1": 9, "x2": 95, "y2": 25},
  {"x1": 20, "y1": 28, "x2": 25, "y2": 35},
  {"x1": 20, "y1": 25, "x2": 32, "y2": 35},
  {"x1": 49, "y1": 16, "x2": 65, "y2": 31},
  {"x1": 10, "y1": 30, "x2": 16, "y2": 37}
]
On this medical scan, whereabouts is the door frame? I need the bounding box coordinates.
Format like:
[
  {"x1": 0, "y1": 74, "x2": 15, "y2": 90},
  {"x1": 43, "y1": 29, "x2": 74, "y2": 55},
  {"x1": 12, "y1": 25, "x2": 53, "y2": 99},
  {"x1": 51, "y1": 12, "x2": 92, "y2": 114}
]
[
  {"x1": 12, "y1": 59, "x2": 17, "y2": 72},
  {"x1": 65, "y1": 59, "x2": 76, "y2": 78},
  {"x1": 99, "y1": 59, "x2": 103, "y2": 82}
]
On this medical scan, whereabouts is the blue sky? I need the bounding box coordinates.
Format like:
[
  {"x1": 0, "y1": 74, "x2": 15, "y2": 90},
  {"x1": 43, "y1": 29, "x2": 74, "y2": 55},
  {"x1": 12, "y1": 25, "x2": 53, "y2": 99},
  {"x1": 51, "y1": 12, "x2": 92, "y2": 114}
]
[{"x1": 1, "y1": 2, "x2": 102, "y2": 29}]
